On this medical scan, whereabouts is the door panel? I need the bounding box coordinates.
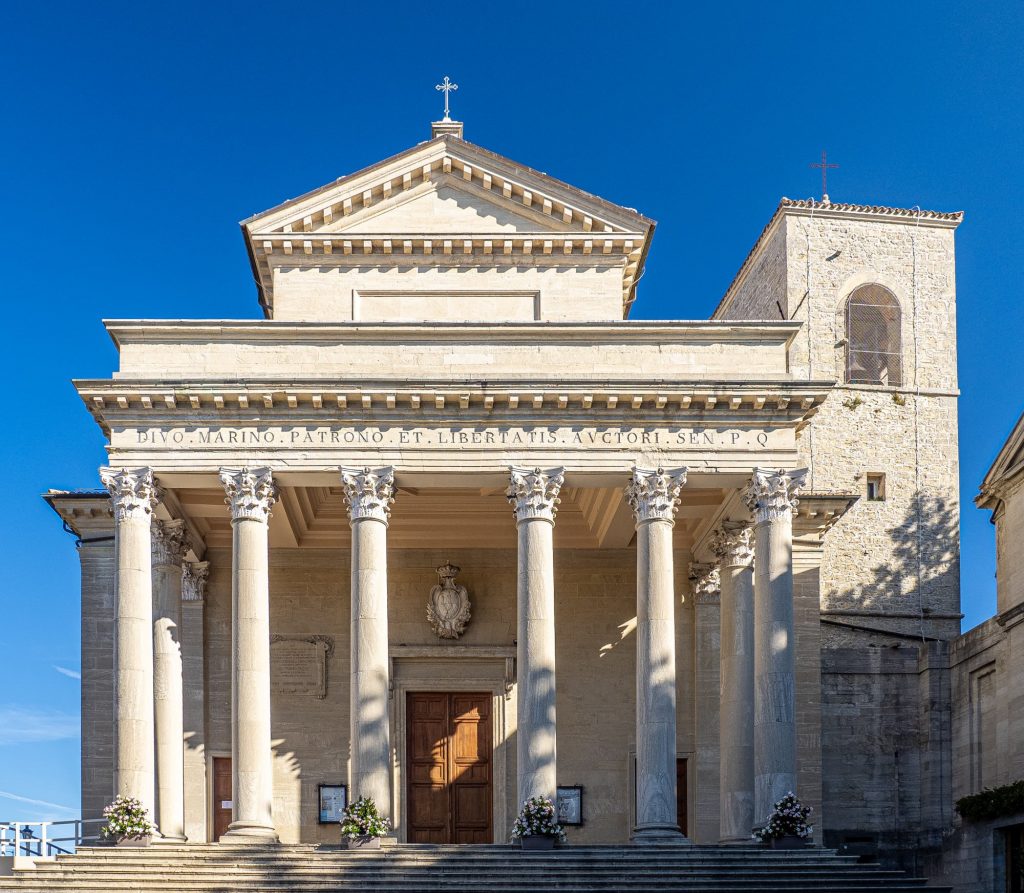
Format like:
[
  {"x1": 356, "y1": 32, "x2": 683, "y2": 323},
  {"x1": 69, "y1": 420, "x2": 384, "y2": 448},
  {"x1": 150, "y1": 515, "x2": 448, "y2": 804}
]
[
  {"x1": 407, "y1": 692, "x2": 492, "y2": 843},
  {"x1": 212, "y1": 756, "x2": 232, "y2": 842}
]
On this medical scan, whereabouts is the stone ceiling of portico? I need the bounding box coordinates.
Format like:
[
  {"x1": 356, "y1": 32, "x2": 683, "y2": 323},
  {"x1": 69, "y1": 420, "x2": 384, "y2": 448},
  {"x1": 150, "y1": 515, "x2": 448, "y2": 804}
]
[{"x1": 175, "y1": 485, "x2": 725, "y2": 551}]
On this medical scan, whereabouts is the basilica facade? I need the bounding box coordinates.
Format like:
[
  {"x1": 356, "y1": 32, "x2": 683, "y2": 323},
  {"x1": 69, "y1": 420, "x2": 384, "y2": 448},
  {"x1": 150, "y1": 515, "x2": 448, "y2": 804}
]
[{"x1": 47, "y1": 116, "x2": 963, "y2": 863}]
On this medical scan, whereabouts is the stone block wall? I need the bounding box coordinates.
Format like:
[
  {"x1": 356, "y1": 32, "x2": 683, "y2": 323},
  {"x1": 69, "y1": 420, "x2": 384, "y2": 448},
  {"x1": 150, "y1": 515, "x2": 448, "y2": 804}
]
[
  {"x1": 192, "y1": 544, "x2": 711, "y2": 844},
  {"x1": 79, "y1": 536, "x2": 116, "y2": 822}
]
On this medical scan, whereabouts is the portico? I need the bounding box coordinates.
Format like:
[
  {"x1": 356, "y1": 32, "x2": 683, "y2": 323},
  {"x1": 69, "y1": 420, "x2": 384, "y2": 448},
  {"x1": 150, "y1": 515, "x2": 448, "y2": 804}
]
[{"x1": 46, "y1": 119, "x2": 850, "y2": 847}]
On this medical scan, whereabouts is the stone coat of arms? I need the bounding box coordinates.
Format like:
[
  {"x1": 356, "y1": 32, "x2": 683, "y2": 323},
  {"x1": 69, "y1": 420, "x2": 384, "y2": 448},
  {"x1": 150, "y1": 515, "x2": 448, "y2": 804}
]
[{"x1": 427, "y1": 561, "x2": 471, "y2": 639}]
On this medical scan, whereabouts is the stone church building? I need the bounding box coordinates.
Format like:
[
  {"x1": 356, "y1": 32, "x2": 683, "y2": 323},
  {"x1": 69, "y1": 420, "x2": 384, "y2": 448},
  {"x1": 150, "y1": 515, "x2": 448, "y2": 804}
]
[{"x1": 45, "y1": 114, "x2": 970, "y2": 871}]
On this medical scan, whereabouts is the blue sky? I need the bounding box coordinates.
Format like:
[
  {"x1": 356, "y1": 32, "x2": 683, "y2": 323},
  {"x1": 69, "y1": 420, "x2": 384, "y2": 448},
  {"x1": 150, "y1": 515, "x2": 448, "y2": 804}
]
[{"x1": 1, "y1": 1, "x2": 1021, "y2": 821}]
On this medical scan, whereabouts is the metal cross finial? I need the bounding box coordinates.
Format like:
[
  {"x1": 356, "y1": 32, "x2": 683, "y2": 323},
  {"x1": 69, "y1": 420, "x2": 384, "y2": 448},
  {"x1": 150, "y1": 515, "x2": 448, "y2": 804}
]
[
  {"x1": 435, "y1": 76, "x2": 458, "y2": 121},
  {"x1": 810, "y1": 150, "x2": 839, "y2": 200}
]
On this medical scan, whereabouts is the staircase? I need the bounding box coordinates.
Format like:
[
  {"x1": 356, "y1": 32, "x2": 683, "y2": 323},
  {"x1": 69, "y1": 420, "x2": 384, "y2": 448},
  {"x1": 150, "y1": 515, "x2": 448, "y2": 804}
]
[{"x1": 0, "y1": 843, "x2": 949, "y2": 893}]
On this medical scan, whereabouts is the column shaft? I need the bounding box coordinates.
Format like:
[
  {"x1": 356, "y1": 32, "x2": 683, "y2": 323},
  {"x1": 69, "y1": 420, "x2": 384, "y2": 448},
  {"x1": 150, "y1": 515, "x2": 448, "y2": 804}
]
[
  {"x1": 516, "y1": 517, "x2": 557, "y2": 805},
  {"x1": 714, "y1": 525, "x2": 755, "y2": 842},
  {"x1": 507, "y1": 466, "x2": 564, "y2": 809},
  {"x1": 744, "y1": 468, "x2": 806, "y2": 827},
  {"x1": 626, "y1": 466, "x2": 687, "y2": 843},
  {"x1": 349, "y1": 516, "x2": 392, "y2": 810},
  {"x1": 220, "y1": 467, "x2": 278, "y2": 843},
  {"x1": 101, "y1": 467, "x2": 160, "y2": 819},
  {"x1": 635, "y1": 518, "x2": 680, "y2": 835},
  {"x1": 340, "y1": 466, "x2": 396, "y2": 819},
  {"x1": 152, "y1": 520, "x2": 188, "y2": 842},
  {"x1": 181, "y1": 562, "x2": 209, "y2": 843}
]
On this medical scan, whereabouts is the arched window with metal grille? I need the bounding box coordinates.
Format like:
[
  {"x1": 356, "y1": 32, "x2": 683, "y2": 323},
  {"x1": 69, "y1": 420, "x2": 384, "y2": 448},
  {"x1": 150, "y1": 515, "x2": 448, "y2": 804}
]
[{"x1": 844, "y1": 284, "x2": 903, "y2": 386}]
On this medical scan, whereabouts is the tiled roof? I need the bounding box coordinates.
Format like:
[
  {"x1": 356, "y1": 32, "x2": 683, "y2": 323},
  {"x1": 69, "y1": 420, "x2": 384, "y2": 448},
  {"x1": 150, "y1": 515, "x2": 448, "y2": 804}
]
[{"x1": 778, "y1": 197, "x2": 964, "y2": 222}]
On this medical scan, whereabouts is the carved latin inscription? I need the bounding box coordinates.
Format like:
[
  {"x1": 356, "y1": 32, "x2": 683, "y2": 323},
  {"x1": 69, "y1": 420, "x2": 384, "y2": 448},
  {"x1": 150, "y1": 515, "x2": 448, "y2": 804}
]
[{"x1": 270, "y1": 635, "x2": 335, "y2": 700}]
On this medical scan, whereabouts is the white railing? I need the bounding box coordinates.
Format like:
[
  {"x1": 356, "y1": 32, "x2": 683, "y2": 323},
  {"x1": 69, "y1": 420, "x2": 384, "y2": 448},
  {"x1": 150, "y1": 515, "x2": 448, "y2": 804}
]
[{"x1": 0, "y1": 819, "x2": 104, "y2": 858}]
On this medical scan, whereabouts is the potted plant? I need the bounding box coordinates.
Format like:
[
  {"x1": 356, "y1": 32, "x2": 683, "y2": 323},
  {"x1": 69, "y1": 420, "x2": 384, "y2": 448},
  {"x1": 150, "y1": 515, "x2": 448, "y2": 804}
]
[
  {"x1": 511, "y1": 796, "x2": 566, "y2": 851},
  {"x1": 339, "y1": 797, "x2": 391, "y2": 849},
  {"x1": 100, "y1": 795, "x2": 156, "y2": 847},
  {"x1": 754, "y1": 792, "x2": 813, "y2": 849}
]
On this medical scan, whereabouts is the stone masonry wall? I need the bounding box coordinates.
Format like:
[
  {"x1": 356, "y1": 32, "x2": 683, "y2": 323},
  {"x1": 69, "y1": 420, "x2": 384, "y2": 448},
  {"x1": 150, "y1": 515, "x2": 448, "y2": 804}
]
[{"x1": 195, "y1": 545, "x2": 706, "y2": 844}]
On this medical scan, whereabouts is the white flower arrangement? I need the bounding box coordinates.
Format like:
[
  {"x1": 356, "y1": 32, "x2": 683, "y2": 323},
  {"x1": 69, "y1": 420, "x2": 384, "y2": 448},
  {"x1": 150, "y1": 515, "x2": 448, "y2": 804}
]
[
  {"x1": 511, "y1": 796, "x2": 566, "y2": 842},
  {"x1": 339, "y1": 796, "x2": 391, "y2": 839},
  {"x1": 754, "y1": 792, "x2": 813, "y2": 842},
  {"x1": 100, "y1": 795, "x2": 156, "y2": 841}
]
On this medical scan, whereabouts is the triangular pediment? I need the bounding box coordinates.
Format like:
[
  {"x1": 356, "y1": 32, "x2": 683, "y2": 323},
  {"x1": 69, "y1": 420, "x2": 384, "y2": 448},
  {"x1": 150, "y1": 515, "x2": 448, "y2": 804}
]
[
  {"x1": 241, "y1": 134, "x2": 655, "y2": 319},
  {"x1": 243, "y1": 135, "x2": 652, "y2": 239},
  {"x1": 320, "y1": 178, "x2": 579, "y2": 235}
]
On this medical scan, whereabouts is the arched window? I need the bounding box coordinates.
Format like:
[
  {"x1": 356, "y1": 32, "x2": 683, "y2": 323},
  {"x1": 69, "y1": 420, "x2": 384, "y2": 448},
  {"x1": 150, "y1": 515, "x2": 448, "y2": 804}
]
[{"x1": 845, "y1": 285, "x2": 902, "y2": 386}]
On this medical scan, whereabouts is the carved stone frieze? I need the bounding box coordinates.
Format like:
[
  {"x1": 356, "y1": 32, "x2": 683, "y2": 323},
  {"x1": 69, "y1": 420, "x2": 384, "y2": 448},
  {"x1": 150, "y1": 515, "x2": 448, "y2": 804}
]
[
  {"x1": 219, "y1": 466, "x2": 277, "y2": 522},
  {"x1": 152, "y1": 518, "x2": 189, "y2": 568},
  {"x1": 99, "y1": 466, "x2": 161, "y2": 522},
  {"x1": 625, "y1": 466, "x2": 688, "y2": 524},
  {"x1": 710, "y1": 521, "x2": 755, "y2": 568},
  {"x1": 427, "y1": 561, "x2": 472, "y2": 640},
  {"x1": 743, "y1": 467, "x2": 808, "y2": 524},
  {"x1": 507, "y1": 466, "x2": 564, "y2": 523},
  {"x1": 339, "y1": 466, "x2": 396, "y2": 523},
  {"x1": 181, "y1": 561, "x2": 210, "y2": 602}
]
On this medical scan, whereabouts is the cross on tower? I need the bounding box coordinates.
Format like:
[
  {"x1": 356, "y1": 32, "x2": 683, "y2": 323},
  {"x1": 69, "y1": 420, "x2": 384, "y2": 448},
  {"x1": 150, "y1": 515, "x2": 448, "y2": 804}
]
[
  {"x1": 810, "y1": 150, "x2": 839, "y2": 201},
  {"x1": 435, "y1": 76, "x2": 458, "y2": 122}
]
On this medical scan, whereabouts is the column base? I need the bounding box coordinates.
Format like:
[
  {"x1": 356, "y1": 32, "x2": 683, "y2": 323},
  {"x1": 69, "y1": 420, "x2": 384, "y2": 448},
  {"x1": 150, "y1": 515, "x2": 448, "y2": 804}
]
[
  {"x1": 219, "y1": 822, "x2": 279, "y2": 845},
  {"x1": 152, "y1": 834, "x2": 187, "y2": 845},
  {"x1": 632, "y1": 825, "x2": 690, "y2": 845},
  {"x1": 718, "y1": 835, "x2": 756, "y2": 845}
]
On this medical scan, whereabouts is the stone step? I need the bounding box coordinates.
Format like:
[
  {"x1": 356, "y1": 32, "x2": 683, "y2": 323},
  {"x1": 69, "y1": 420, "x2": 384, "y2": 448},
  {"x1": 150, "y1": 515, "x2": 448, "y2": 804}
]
[{"x1": 0, "y1": 846, "x2": 950, "y2": 893}]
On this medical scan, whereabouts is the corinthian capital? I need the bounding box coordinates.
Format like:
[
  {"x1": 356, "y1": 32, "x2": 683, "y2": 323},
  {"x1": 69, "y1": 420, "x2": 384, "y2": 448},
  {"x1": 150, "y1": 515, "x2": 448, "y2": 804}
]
[
  {"x1": 710, "y1": 521, "x2": 754, "y2": 568},
  {"x1": 625, "y1": 466, "x2": 688, "y2": 525},
  {"x1": 742, "y1": 467, "x2": 808, "y2": 524},
  {"x1": 99, "y1": 467, "x2": 161, "y2": 522},
  {"x1": 182, "y1": 561, "x2": 210, "y2": 602},
  {"x1": 506, "y1": 466, "x2": 565, "y2": 523},
  {"x1": 152, "y1": 518, "x2": 190, "y2": 568},
  {"x1": 219, "y1": 467, "x2": 277, "y2": 522},
  {"x1": 689, "y1": 562, "x2": 721, "y2": 605},
  {"x1": 339, "y1": 466, "x2": 396, "y2": 523}
]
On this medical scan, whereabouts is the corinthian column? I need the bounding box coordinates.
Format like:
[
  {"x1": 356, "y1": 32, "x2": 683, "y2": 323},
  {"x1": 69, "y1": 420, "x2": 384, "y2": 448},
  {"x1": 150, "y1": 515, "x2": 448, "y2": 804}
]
[
  {"x1": 743, "y1": 468, "x2": 807, "y2": 828},
  {"x1": 181, "y1": 560, "x2": 209, "y2": 842},
  {"x1": 690, "y1": 562, "x2": 721, "y2": 843},
  {"x1": 507, "y1": 466, "x2": 564, "y2": 807},
  {"x1": 151, "y1": 519, "x2": 189, "y2": 842},
  {"x1": 340, "y1": 466, "x2": 396, "y2": 817},
  {"x1": 711, "y1": 522, "x2": 755, "y2": 842},
  {"x1": 100, "y1": 466, "x2": 161, "y2": 818},
  {"x1": 219, "y1": 467, "x2": 278, "y2": 843},
  {"x1": 625, "y1": 466, "x2": 687, "y2": 842}
]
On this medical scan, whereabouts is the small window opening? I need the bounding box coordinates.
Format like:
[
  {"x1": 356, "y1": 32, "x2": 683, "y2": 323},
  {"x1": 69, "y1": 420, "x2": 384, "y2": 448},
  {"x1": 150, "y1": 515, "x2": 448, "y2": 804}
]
[{"x1": 866, "y1": 473, "x2": 886, "y2": 502}]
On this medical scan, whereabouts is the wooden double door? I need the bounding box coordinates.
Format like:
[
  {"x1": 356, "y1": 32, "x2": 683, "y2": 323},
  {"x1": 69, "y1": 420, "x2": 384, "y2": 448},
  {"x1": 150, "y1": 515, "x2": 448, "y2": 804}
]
[{"x1": 406, "y1": 692, "x2": 493, "y2": 843}]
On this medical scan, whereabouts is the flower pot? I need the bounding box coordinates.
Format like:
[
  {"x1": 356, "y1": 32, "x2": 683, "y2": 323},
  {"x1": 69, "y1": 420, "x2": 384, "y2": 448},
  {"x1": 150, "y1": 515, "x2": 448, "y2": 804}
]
[
  {"x1": 343, "y1": 835, "x2": 381, "y2": 850},
  {"x1": 519, "y1": 835, "x2": 556, "y2": 851},
  {"x1": 768, "y1": 835, "x2": 807, "y2": 850},
  {"x1": 115, "y1": 836, "x2": 152, "y2": 848}
]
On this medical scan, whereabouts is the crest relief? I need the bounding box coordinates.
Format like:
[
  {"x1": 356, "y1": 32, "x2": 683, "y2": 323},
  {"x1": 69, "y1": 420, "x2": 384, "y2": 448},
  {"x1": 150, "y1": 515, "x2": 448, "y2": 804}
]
[{"x1": 427, "y1": 561, "x2": 472, "y2": 640}]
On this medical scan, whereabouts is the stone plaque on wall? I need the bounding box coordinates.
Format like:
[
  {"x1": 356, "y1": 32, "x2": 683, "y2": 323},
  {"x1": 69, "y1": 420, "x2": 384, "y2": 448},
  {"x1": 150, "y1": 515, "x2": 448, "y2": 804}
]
[{"x1": 270, "y1": 635, "x2": 334, "y2": 700}]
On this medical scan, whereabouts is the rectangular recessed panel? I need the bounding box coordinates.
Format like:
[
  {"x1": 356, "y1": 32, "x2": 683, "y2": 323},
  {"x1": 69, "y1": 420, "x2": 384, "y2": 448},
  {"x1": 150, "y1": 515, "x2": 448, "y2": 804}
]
[{"x1": 355, "y1": 290, "x2": 539, "y2": 322}]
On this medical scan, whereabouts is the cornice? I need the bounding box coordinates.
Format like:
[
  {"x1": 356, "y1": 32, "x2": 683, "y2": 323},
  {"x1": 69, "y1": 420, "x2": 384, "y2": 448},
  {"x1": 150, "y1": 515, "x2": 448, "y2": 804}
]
[
  {"x1": 76, "y1": 379, "x2": 832, "y2": 416},
  {"x1": 103, "y1": 319, "x2": 804, "y2": 349}
]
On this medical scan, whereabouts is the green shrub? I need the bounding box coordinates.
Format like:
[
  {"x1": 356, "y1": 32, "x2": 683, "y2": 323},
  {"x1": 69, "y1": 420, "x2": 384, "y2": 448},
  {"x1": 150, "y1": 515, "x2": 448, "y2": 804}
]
[{"x1": 956, "y1": 779, "x2": 1024, "y2": 822}]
